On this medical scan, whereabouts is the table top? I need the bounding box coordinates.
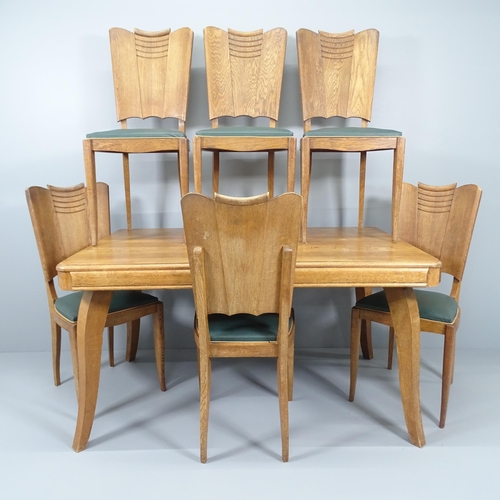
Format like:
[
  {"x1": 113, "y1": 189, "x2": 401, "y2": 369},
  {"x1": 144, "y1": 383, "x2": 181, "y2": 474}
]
[{"x1": 57, "y1": 227, "x2": 441, "y2": 291}]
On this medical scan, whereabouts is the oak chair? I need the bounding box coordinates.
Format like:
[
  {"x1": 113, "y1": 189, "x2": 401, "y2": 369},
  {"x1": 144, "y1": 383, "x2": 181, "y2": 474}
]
[
  {"x1": 26, "y1": 182, "x2": 166, "y2": 393},
  {"x1": 85, "y1": 27, "x2": 194, "y2": 245},
  {"x1": 193, "y1": 27, "x2": 296, "y2": 197},
  {"x1": 349, "y1": 182, "x2": 482, "y2": 428},
  {"x1": 296, "y1": 28, "x2": 405, "y2": 242},
  {"x1": 181, "y1": 191, "x2": 302, "y2": 463}
]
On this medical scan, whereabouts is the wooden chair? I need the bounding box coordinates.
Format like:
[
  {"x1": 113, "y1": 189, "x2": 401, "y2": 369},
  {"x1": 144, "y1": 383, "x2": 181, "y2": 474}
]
[
  {"x1": 26, "y1": 182, "x2": 166, "y2": 393},
  {"x1": 296, "y1": 28, "x2": 405, "y2": 242},
  {"x1": 193, "y1": 27, "x2": 296, "y2": 197},
  {"x1": 85, "y1": 27, "x2": 193, "y2": 245},
  {"x1": 181, "y1": 191, "x2": 302, "y2": 462},
  {"x1": 349, "y1": 182, "x2": 482, "y2": 428}
]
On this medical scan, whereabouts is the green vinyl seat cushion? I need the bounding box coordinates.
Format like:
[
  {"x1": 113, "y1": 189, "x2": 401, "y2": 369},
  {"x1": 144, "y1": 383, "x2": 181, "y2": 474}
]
[
  {"x1": 304, "y1": 127, "x2": 402, "y2": 137},
  {"x1": 86, "y1": 129, "x2": 185, "y2": 139},
  {"x1": 355, "y1": 290, "x2": 459, "y2": 324},
  {"x1": 196, "y1": 126, "x2": 293, "y2": 137},
  {"x1": 55, "y1": 290, "x2": 159, "y2": 322},
  {"x1": 207, "y1": 313, "x2": 292, "y2": 342}
]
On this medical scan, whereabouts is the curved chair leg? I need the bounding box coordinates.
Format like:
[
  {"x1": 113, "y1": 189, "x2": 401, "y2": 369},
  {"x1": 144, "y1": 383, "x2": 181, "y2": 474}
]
[
  {"x1": 439, "y1": 326, "x2": 456, "y2": 428},
  {"x1": 107, "y1": 327, "x2": 114, "y2": 367},
  {"x1": 349, "y1": 308, "x2": 362, "y2": 402},
  {"x1": 388, "y1": 327, "x2": 395, "y2": 369},
  {"x1": 69, "y1": 329, "x2": 79, "y2": 397},
  {"x1": 51, "y1": 320, "x2": 62, "y2": 386},
  {"x1": 125, "y1": 320, "x2": 140, "y2": 362},
  {"x1": 199, "y1": 352, "x2": 211, "y2": 463},
  {"x1": 287, "y1": 324, "x2": 295, "y2": 402},
  {"x1": 355, "y1": 288, "x2": 373, "y2": 360},
  {"x1": 153, "y1": 305, "x2": 166, "y2": 391}
]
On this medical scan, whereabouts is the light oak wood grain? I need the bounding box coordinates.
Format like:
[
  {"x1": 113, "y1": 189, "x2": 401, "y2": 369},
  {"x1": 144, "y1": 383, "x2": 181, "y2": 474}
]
[
  {"x1": 193, "y1": 27, "x2": 295, "y2": 197},
  {"x1": 296, "y1": 28, "x2": 404, "y2": 243},
  {"x1": 85, "y1": 27, "x2": 193, "y2": 244},
  {"x1": 26, "y1": 183, "x2": 165, "y2": 401},
  {"x1": 350, "y1": 182, "x2": 482, "y2": 429},
  {"x1": 181, "y1": 192, "x2": 301, "y2": 462},
  {"x1": 56, "y1": 226, "x2": 440, "y2": 452}
]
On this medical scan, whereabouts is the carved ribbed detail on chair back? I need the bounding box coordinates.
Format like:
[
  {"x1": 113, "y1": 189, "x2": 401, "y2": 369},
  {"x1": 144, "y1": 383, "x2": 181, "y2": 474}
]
[
  {"x1": 134, "y1": 28, "x2": 170, "y2": 59},
  {"x1": 297, "y1": 28, "x2": 379, "y2": 122},
  {"x1": 204, "y1": 26, "x2": 287, "y2": 120},
  {"x1": 398, "y1": 182, "x2": 482, "y2": 282},
  {"x1": 319, "y1": 30, "x2": 355, "y2": 60},
  {"x1": 49, "y1": 184, "x2": 87, "y2": 215},
  {"x1": 110, "y1": 27, "x2": 193, "y2": 121},
  {"x1": 417, "y1": 183, "x2": 456, "y2": 214},
  {"x1": 228, "y1": 29, "x2": 263, "y2": 58},
  {"x1": 48, "y1": 184, "x2": 91, "y2": 259}
]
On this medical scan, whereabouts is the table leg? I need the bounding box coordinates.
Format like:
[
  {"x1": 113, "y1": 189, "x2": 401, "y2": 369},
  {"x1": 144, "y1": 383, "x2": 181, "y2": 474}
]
[
  {"x1": 384, "y1": 286, "x2": 425, "y2": 448},
  {"x1": 72, "y1": 290, "x2": 113, "y2": 452}
]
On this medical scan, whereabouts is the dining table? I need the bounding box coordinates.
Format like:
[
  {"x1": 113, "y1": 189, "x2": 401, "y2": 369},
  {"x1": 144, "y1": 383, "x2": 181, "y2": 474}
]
[{"x1": 57, "y1": 225, "x2": 441, "y2": 452}]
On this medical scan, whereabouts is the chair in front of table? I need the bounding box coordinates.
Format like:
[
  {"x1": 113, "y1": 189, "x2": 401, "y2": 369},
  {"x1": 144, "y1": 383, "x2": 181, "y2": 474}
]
[
  {"x1": 193, "y1": 27, "x2": 296, "y2": 197},
  {"x1": 349, "y1": 182, "x2": 482, "y2": 427},
  {"x1": 181, "y1": 191, "x2": 302, "y2": 462},
  {"x1": 296, "y1": 28, "x2": 405, "y2": 242},
  {"x1": 26, "y1": 182, "x2": 166, "y2": 393},
  {"x1": 85, "y1": 27, "x2": 193, "y2": 244}
]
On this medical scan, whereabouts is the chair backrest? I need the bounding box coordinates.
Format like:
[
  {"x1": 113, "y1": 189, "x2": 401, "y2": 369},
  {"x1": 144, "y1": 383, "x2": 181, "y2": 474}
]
[
  {"x1": 181, "y1": 191, "x2": 302, "y2": 319},
  {"x1": 110, "y1": 27, "x2": 194, "y2": 132},
  {"x1": 398, "y1": 182, "x2": 482, "y2": 300},
  {"x1": 296, "y1": 28, "x2": 379, "y2": 131},
  {"x1": 26, "y1": 183, "x2": 110, "y2": 285},
  {"x1": 204, "y1": 27, "x2": 287, "y2": 125}
]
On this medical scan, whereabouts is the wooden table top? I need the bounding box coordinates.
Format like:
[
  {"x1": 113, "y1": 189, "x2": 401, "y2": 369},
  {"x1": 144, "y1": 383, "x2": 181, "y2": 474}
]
[{"x1": 57, "y1": 227, "x2": 441, "y2": 291}]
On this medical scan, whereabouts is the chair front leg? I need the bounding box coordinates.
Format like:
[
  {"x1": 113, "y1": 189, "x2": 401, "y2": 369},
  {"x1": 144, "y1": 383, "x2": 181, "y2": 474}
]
[
  {"x1": 349, "y1": 308, "x2": 362, "y2": 402},
  {"x1": 125, "y1": 319, "x2": 140, "y2": 362},
  {"x1": 199, "y1": 352, "x2": 211, "y2": 463}
]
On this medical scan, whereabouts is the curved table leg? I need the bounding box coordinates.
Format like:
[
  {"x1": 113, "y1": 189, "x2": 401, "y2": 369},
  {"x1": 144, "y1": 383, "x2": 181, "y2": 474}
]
[
  {"x1": 384, "y1": 286, "x2": 425, "y2": 448},
  {"x1": 72, "y1": 290, "x2": 113, "y2": 452}
]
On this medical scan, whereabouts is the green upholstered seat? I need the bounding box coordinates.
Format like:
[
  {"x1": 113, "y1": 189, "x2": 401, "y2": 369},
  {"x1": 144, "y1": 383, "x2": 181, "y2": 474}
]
[
  {"x1": 356, "y1": 290, "x2": 459, "y2": 324},
  {"x1": 304, "y1": 127, "x2": 402, "y2": 137},
  {"x1": 195, "y1": 126, "x2": 293, "y2": 137},
  {"x1": 55, "y1": 291, "x2": 159, "y2": 322},
  {"x1": 208, "y1": 313, "x2": 292, "y2": 342},
  {"x1": 86, "y1": 129, "x2": 186, "y2": 139}
]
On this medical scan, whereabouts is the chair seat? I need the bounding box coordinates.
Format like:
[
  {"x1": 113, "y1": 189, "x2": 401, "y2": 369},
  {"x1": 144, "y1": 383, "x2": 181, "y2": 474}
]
[
  {"x1": 196, "y1": 126, "x2": 293, "y2": 137},
  {"x1": 55, "y1": 290, "x2": 159, "y2": 322},
  {"x1": 86, "y1": 128, "x2": 186, "y2": 139},
  {"x1": 304, "y1": 127, "x2": 402, "y2": 137},
  {"x1": 356, "y1": 290, "x2": 459, "y2": 324},
  {"x1": 208, "y1": 313, "x2": 292, "y2": 342}
]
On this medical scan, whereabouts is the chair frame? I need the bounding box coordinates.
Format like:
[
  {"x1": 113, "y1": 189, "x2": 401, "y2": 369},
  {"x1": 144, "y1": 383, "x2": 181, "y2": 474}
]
[
  {"x1": 26, "y1": 182, "x2": 166, "y2": 394},
  {"x1": 182, "y1": 191, "x2": 302, "y2": 462},
  {"x1": 193, "y1": 27, "x2": 296, "y2": 197},
  {"x1": 85, "y1": 27, "x2": 193, "y2": 245},
  {"x1": 349, "y1": 182, "x2": 482, "y2": 428},
  {"x1": 296, "y1": 28, "x2": 404, "y2": 242}
]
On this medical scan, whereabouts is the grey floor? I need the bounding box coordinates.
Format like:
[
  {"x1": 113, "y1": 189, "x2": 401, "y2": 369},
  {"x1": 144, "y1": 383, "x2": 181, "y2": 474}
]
[{"x1": 1, "y1": 348, "x2": 499, "y2": 499}]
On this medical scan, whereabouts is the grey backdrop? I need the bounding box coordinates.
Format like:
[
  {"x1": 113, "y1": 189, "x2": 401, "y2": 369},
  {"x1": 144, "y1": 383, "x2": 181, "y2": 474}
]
[{"x1": 2, "y1": 0, "x2": 498, "y2": 355}]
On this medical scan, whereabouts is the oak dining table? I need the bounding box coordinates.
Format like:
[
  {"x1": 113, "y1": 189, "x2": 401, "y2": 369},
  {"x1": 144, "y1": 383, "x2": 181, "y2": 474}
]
[{"x1": 57, "y1": 226, "x2": 441, "y2": 452}]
